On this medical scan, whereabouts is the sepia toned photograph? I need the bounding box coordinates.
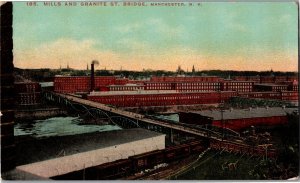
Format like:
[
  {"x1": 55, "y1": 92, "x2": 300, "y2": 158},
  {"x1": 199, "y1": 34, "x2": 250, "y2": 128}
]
[{"x1": 1, "y1": 0, "x2": 299, "y2": 180}]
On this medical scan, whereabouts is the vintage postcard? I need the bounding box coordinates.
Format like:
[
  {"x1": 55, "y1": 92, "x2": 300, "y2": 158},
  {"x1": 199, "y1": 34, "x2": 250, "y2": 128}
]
[{"x1": 1, "y1": 0, "x2": 299, "y2": 181}]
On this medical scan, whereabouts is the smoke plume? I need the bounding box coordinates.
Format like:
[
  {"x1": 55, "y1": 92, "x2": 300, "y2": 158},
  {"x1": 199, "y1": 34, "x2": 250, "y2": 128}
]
[{"x1": 91, "y1": 60, "x2": 99, "y2": 66}]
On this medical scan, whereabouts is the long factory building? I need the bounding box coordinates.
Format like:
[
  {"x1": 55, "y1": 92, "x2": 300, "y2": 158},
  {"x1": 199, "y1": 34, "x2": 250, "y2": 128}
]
[
  {"x1": 14, "y1": 75, "x2": 298, "y2": 107},
  {"x1": 53, "y1": 75, "x2": 298, "y2": 93},
  {"x1": 87, "y1": 90, "x2": 237, "y2": 107},
  {"x1": 15, "y1": 128, "x2": 165, "y2": 179},
  {"x1": 51, "y1": 75, "x2": 298, "y2": 107}
]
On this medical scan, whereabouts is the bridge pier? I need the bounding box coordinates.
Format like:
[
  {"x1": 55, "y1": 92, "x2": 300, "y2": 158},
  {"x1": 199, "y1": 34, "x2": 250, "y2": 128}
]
[{"x1": 170, "y1": 128, "x2": 174, "y2": 144}]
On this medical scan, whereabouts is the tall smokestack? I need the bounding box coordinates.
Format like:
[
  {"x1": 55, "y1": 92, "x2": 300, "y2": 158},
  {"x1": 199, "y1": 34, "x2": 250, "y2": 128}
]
[
  {"x1": 91, "y1": 63, "x2": 95, "y2": 91},
  {"x1": 90, "y1": 60, "x2": 99, "y2": 92}
]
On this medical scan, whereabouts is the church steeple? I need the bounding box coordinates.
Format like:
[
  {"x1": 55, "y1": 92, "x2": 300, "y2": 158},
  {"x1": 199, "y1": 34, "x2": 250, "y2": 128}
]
[
  {"x1": 192, "y1": 65, "x2": 195, "y2": 74},
  {"x1": 270, "y1": 68, "x2": 274, "y2": 77},
  {"x1": 177, "y1": 65, "x2": 181, "y2": 73}
]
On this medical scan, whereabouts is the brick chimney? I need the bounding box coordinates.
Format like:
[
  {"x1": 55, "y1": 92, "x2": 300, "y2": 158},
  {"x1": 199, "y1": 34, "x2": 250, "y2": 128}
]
[{"x1": 90, "y1": 63, "x2": 95, "y2": 91}]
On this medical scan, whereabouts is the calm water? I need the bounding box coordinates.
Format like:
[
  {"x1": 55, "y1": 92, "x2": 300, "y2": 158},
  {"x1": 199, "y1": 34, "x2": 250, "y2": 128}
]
[
  {"x1": 14, "y1": 116, "x2": 122, "y2": 138},
  {"x1": 153, "y1": 113, "x2": 179, "y2": 122}
]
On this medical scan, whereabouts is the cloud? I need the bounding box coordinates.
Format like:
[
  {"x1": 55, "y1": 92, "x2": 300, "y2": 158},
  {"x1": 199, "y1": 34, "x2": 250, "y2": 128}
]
[
  {"x1": 115, "y1": 22, "x2": 143, "y2": 33},
  {"x1": 147, "y1": 18, "x2": 184, "y2": 37},
  {"x1": 115, "y1": 18, "x2": 184, "y2": 38},
  {"x1": 117, "y1": 38, "x2": 152, "y2": 52}
]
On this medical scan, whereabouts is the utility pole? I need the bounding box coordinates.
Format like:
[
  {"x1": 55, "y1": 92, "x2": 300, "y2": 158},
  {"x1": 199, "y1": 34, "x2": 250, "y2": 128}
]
[
  {"x1": 259, "y1": 144, "x2": 272, "y2": 161},
  {"x1": 220, "y1": 91, "x2": 225, "y2": 140}
]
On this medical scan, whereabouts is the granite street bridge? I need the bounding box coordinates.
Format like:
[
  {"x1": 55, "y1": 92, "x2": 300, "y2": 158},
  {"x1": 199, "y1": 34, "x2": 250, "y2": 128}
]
[
  {"x1": 43, "y1": 92, "x2": 277, "y2": 159},
  {"x1": 43, "y1": 92, "x2": 231, "y2": 141}
]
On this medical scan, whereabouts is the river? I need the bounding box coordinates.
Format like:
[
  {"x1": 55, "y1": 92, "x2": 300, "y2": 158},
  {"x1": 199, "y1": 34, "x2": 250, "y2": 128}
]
[
  {"x1": 14, "y1": 113, "x2": 178, "y2": 138},
  {"x1": 14, "y1": 116, "x2": 122, "y2": 138},
  {"x1": 151, "y1": 113, "x2": 179, "y2": 122}
]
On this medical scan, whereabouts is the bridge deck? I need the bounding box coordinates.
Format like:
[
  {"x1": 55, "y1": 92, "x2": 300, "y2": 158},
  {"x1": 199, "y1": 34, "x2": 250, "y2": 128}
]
[
  {"x1": 53, "y1": 92, "x2": 222, "y2": 141},
  {"x1": 45, "y1": 92, "x2": 278, "y2": 159},
  {"x1": 44, "y1": 92, "x2": 278, "y2": 159}
]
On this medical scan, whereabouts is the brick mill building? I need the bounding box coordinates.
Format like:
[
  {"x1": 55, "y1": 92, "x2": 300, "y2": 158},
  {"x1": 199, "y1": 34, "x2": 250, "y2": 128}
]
[
  {"x1": 15, "y1": 82, "x2": 41, "y2": 106},
  {"x1": 87, "y1": 90, "x2": 237, "y2": 107},
  {"x1": 53, "y1": 75, "x2": 298, "y2": 106},
  {"x1": 179, "y1": 107, "x2": 298, "y2": 131}
]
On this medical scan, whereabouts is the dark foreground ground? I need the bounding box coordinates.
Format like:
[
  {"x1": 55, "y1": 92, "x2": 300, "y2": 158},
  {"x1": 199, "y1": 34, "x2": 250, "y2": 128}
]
[{"x1": 173, "y1": 150, "x2": 298, "y2": 180}]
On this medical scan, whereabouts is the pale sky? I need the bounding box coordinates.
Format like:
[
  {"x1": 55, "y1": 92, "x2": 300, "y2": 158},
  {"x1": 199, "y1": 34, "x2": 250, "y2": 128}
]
[{"x1": 13, "y1": 2, "x2": 298, "y2": 71}]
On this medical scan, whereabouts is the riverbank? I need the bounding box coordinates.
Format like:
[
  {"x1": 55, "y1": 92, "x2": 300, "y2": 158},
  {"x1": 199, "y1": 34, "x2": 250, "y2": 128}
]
[
  {"x1": 123, "y1": 104, "x2": 219, "y2": 114},
  {"x1": 15, "y1": 108, "x2": 67, "y2": 120}
]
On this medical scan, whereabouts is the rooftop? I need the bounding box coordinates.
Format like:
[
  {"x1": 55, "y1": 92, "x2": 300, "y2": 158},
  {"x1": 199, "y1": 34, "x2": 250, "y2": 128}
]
[
  {"x1": 222, "y1": 80, "x2": 254, "y2": 83},
  {"x1": 254, "y1": 83, "x2": 288, "y2": 87},
  {"x1": 88, "y1": 90, "x2": 235, "y2": 96},
  {"x1": 109, "y1": 83, "x2": 145, "y2": 87},
  {"x1": 54, "y1": 75, "x2": 117, "y2": 78},
  {"x1": 151, "y1": 76, "x2": 220, "y2": 78},
  {"x1": 187, "y1": 107, "x2": 298, "y2": 121},
  {"x1": 14, "y1": 82, "x2": 39, "y2": 84},
  {"x1": 39, "y1": 82, "x2": 54, "y2": 87},
  {"x1": 15, "y1": 128, "x2": 164, "y2": 166},
  {"x1": 89, "y1": 90, "x2": 179, "y2": 96}
]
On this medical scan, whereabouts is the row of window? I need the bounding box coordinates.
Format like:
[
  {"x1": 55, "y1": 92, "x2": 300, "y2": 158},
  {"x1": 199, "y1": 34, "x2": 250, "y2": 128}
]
[
  {"x1": 18, "y1": 96, "x2": 40, "y2": 104},
  {"x1": 89, "y1": 93, "x2": 236, "y2": 101},
  {"x1": 225, "y1": 86, "x2": 252, "y2": 91},
  {"x1": 177, "y1": 86, "x2": 219, "y2": 89},
  {"x1": 282, "y1": 93, "x2": 297, "y2": 96},
  {"x1": 110, "y1": 86, "x2": 144, "y2": 91},
  {"x1": 225, "y1": 83, "x2": 253, "y2": 86},
  {"x1": 146, "y1": 83, "x2": 172, "y2": 86},
  {"x1": 272, "y1": 86, "x2": 287, "y2": 90},
  {"x1": 89, "y1": 97, "x2": 225, "y2": 106},
  {"x1": 146, "y1": 87, "x2": 170, "y2": 90},
  {"x1": 178, "y1": 83, "x2": 220, "y2": 86}
]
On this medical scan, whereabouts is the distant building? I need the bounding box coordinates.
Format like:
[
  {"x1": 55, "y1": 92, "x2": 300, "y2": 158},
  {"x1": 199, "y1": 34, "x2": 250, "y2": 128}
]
[
  {"x1": 221, "y1": 80, "x2": 254, "y2": 92},
  {"x1": 176, "y1": 65, "x2": 184, "y2": 75},
  {"x1": 53, "y1": 75, "x2": 299, "y2": 106},
  {"x1": 14, "y1": 82, "x2": 41, "y2": 106},
  {"x1": 233, "y1": 75, "x2": 299, "y2": 84},
  {"x1": 87, "y1": 90, "x2": 236, "y2": 107},
  {"x1": 109, "y1": 83, "x2": 145, "y2": 91},
  {"x1": 238, "y1": 91, "x2": 298, "y2": 102},
  {"x1": 54, "y1": 76, "x2": 117, "y2": 93},
  {"x1": 254, "y1": 83, "x2": 288, "y2": 92}
]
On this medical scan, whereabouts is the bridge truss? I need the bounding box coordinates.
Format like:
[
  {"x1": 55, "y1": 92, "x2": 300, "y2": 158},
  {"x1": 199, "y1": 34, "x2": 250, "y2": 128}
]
[
  {"x1": 42, "y1": 91, "x2": 278, "y2": 159},
  {"x1": 43, "y1": 92, "x2": 140, "y2": 129}
]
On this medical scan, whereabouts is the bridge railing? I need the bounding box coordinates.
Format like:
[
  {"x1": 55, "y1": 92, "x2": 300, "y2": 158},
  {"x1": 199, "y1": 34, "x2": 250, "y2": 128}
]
[{"x1": 43, "y1": 92, "x2": 238, "y2": 141}]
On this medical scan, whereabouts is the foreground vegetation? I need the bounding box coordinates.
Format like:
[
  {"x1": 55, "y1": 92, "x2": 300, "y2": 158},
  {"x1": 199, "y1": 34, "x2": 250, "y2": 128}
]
[{"x1": 172, "y1": 112, "x2": 299, "y2": 180}]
